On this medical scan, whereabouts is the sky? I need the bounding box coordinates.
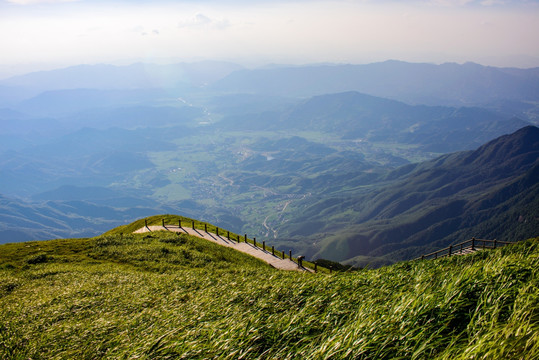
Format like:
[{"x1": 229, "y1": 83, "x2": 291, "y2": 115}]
[{"x1": 0, "y1": 0, "x2": 538, "y2": 77}]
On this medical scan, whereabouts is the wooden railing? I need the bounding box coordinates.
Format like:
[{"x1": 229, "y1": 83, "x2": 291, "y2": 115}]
[
  {"x1": 147, "y1": 218, "x2": 323, "y2": 273},
  {"x1": 416, "y1": 237, "x2": 514, "y2": 261}
]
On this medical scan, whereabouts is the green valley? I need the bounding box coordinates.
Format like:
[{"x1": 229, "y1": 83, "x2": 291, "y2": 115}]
[{"x1": 1, "y1": 63, "x2": 538, "y2": 268}]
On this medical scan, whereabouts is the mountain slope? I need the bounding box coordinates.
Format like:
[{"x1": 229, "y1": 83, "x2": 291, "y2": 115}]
[
  {"x1": 279, "y1": 126, "x2": 539, "y2": 265},
  {"x1": 0, "y1": 193, "x2": 166, "y2": 243},
  {"x1": 1, "y1": 228, "x2": 537, "y2": 359}
]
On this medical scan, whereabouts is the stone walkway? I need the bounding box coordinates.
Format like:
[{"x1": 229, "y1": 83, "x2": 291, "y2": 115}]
[{"x1": 134, "y1": 225, "x2": 312, "y2": 272}]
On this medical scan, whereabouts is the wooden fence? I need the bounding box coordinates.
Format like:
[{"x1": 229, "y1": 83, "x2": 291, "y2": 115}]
[
  {"x1": 151, "y1": 218, "x2": 321, "y2": 272},
  {"x1": 416, "y1": 237, "x2": 514, "y2": 261}
]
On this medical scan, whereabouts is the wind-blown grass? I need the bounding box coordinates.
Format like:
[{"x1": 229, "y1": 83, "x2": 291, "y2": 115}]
[{"x1": 1, "y1": 232, "x2": 537, "y2": 359}]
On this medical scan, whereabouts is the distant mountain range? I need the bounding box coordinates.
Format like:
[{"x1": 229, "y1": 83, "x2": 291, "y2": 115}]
[
  {"x1": 218, "y1": 91, "x2": 530, "y2": 153},
  {"x1": 0, "y1": 61, "x2": 243, "y2": 107},
  {"x1": 212, "y1": 60, "x2": 539, "y2": 108},
  {"x1": 0, "y1": 193, "x2": 128, "y2": 242},
  {"x1": 1, "y1": 60, "x2": 537, "y2": 263},
  {"x1": 0, "y1": 188, "x2": 199, "y2": 243},
  {"x1": 2, "y1": 60, "x2": 538, "y2": 115},
  {"x1": 1, "y1": 61, "x2": 243, "y2": 91}
]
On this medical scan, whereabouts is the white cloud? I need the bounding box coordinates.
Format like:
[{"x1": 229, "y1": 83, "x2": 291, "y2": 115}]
[
  {"x1": 193, "y1": 13, "x2": 212, "y2": 26},
  {"x1": 130, "y1": 25, "x2": 160, "y2": 36},
  {"x1": 178, "y1": 13, "x2": 231, "y2": 29}
]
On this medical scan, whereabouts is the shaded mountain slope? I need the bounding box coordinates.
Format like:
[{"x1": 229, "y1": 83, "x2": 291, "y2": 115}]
[
  {"x1": 0, "y1": 193, "x2": 167, "y2": 243},
  {"x1": 279, "y1": 126, "x2": 539, "y2": 266}
]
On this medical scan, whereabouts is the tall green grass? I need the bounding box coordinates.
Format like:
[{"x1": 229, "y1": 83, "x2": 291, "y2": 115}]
[{"x1": 1, "y1": 233, "x2": 537, "y2": 359}]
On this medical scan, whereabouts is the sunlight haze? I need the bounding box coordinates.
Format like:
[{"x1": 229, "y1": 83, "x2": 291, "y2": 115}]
[{"x1": 0, "y1": 0, "x2": 538, "y2": 77}]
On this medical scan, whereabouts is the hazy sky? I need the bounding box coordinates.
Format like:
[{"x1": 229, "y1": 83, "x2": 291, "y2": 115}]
[{"x1": 1, "y1": 0, "x2": 538, "y2": 76}]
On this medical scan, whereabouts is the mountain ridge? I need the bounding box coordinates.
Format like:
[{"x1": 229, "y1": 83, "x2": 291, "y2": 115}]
[
  {"x1": 0, "y1": 61, "x2": 244, "y2": 91},
  {"x1": 212, "y1": 60, "x2": 539, "y2": 107},
  {"x1": 218, "y1": 90, "x2": 530, "y2": 153},
  {"x1": 277, "y1": 125, "x2": 539, "y2": 265}
]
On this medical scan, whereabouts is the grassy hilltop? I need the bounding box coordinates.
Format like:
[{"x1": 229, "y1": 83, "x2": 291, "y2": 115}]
[{"x1": 0, "y1": 217, "x2": 538, "y2": 359}]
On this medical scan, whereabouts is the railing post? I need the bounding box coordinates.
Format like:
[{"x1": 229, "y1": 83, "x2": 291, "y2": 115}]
[
  {"x1": 227, "y1": 231, "x2": 230, "y2": 240},
  {"x1": 471, "y1": 237, "x2": 475, "y2": 251},
  {"x1": 263, "y1": 241, "x2": 266, "y2": 251},
  {"x1": 179, "y1": 219, "x2": 182, "y2": 228},
  {"x1": 192, "y1": 220, "x2": 195, "y2": 230},
  {"x1": 162, "y1": 219, "x2": 165, "y2": 227},
  {"x1": 297, "y1": 256, "x2": 304, "y2": 268},
  {"x1": 216, "y1": 227, "x2": 219, "y2": 236},
  {"x1": 236, "y1": 235, "x2": 240, "y2": 243},
  {"x1": 245, "y1": 234, "x2": 247, "y2": 243},
  {"x1": 272, "y1": 246, "x2": 275, "y2": 256},
  {"x1": 494, "y1": 239, "x2": 497, "y2": 249},
  {"x1": 314, "y1": 263, "x2": 317, "y2": 273},
  {"x1": 205, "y1": 224, "x2": 207, "y2": 232},
  {"x1": 145, "y1": 219, "x2": 148, "y2": 227},
  {"x1": 289, "y1": 250, "x2": 292, "y2": 260},
  {"x1": 435, "y1": 252, "x2": 437, "y2": 259},
  {"x1": 448, "y1": 245, "x2": 452, "y2": 257},
  {"x1": 421, "y1": 255, "x2": 424, "y2": 260},
  {"x1": 282, "y1": 250, "x2": 285, "y2": 259}
]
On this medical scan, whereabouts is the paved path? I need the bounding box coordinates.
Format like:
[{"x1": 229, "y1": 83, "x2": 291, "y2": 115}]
[
  {"x1": 452, "y1": 248, "x2": 478, "y2": 255},
  {"x1": 134, "y1": 225, "x2": 312, "y2": 272}
]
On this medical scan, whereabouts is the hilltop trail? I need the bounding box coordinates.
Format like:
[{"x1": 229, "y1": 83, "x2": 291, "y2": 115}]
[{"x1": 134, "y1": 225, "x2": 312, "y2": 272}]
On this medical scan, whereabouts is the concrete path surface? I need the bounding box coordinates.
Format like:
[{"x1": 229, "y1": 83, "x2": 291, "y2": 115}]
[{"x1": 134, "y1": 225, "x2": 312, "y2": 272}]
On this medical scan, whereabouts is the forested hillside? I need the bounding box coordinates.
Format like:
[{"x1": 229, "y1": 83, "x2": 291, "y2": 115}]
[{"x1": 280, "y1": 126, "x2": 539, "y2": 266}]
